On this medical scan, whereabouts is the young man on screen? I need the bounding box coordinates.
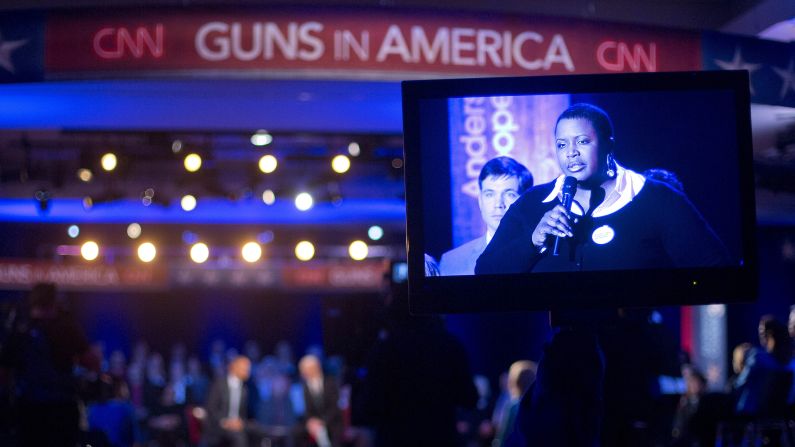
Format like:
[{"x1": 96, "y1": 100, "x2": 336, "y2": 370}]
[{"x1": 439, "y1": 156, "x2": 533, "y2": 276}]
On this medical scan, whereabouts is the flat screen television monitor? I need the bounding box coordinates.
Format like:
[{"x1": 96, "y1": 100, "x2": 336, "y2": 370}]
[{"x1": 402, "y1": 70, "x2": 757, "y2": 313}]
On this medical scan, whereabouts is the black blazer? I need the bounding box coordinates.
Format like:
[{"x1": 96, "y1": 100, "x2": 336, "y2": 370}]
[
  {"x1": 204, "y1": 377, "x2": 249, "y2": 441},
  {"x1": 301, "y1": 377, "x2": 343, "y2": 444}
]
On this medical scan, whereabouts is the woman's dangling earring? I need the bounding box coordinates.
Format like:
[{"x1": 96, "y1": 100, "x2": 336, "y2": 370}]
[{"x1": 606, "y1": 153, "x2": 617, "y2": 178}]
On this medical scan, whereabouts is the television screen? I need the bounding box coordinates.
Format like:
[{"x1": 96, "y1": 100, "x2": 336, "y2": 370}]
[{"x1": 402, "y1": 71, "x2": 756, "y2": 313}]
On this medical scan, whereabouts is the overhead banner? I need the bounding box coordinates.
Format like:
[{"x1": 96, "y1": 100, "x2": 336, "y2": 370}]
[
  {"x1": 0, "y1": 260, "x2": 167, "y2": 291},
  {"x1": 41, "y1": 8, "x2": 700, "y2": 80},
  {"x1": 282, "y1": 260, "x2": 386, "y2": 291},
  {"x1": 702, "y1": 31, "x2": 795, "y2": 108},
  {"x1": 0, "y1": 258, "x2": 386, "y2": 292}
]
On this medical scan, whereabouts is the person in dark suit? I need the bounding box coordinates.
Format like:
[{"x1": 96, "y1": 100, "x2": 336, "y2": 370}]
[
  {"x1": 439, "y1": 156, "x2": 533, "y2": 276},
  {"x1": 204, "y1": 356, "x2": 252, "y2": 447},
  {"x1": 357, "y1": 283, "x2": 479, "y2": 447},
  {"x1": 2, "y1": 282, "x2": 100, "y2": 447},
  {"x1": 297, "y1": 354, "x2": 342, "y2": 447}
]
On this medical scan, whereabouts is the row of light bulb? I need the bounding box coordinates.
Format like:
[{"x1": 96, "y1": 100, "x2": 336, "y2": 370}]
[
  {"x1": 178, "y1": 190, "x2": 314, "y2": 211},
  {"x1": 186, "y1": 153, "x2": 352, "y2": 175},
  {"x1": 67, "y1": 223, "x2": 385, "y2": 242},
  {"x1": 77, "y1": 239, "x2": 371, "y2": 263},
  {"x1": 84, "y1": 146, "x2": 356, "y2": 181}
]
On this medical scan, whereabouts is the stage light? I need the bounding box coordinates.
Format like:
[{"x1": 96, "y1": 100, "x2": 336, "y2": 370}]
[
  {"x1": 347, "y1": 142, "x2": 361, "y2": 157},
  {"x1": 262, "y1": 189, "x2": 276, "y2": 205},
  {"x1": 258, "y1": 154, "x2": 278, "y2": 174},
  {"x1": 82, "y1": 197, "x2": 93, "y2": 210},
  {"x1": 77, "y1": 169, "x2": 93, "y2": 182},
  {"x1": 184, "y1": 153, "x2": 202, "y2": 172},
  {"x1": 391, "y1": 158, "x2": 404, "y2": 169},
  {"x1": 137, "y1": 242, "x2": 157, "y2": 263},
  {"x1": 127, "y1": 223, "x2": 142, "y2": 239},
  {"x1": 181, "y1": 195, "x2": 197, "y2": 212},
  {"x1": 67, "y1": 225, "x2": 80, "y2": 238},
  {"x1": 368, "y1": 225, "x2": 384, "y2": 241},
  {"x1": 295, "y1": 241, "x2": 315, "y2": 261},
  {"x1": 81, "y1": 241, "x2": 99, "y2": 261},
  {"x1": 250, "y1": 130, "x2": 273, "y2": 147},
  {"x1": 101, "y1": 153, "x2": 117, "y2": 171},
  {"x1": 295, "y1": 192, "x2": 313, "y2": 211},
  {"x1": 190, "y1": 243, "x2": 209, "y2": 264},
  {"x1": 241, "y1": 242, "x2": 262, "y2": 263},
  {"x1": 349, "y1": 240, "x2": 369, "y2": 261},
  {"x1": 172, "y1": 139, "x2": 183, "y2": 153},
  {"x1": 331, "y1": 155, "x2": 351, "y2": 174}
]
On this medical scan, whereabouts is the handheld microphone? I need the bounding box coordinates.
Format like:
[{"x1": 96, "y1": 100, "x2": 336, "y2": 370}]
[{"x1": 552, "y1": 176, "x2": 577, "y2": 256}]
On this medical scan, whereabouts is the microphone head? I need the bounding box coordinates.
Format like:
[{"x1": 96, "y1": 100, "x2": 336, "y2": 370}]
[{"x1": 562, "y1": 176, "x2": 578, "y2": 195}]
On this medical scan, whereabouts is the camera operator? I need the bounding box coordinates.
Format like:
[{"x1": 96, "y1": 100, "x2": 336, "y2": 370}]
[{"x1": 0, "y1": 282, "x2": 99, "y2": 446}]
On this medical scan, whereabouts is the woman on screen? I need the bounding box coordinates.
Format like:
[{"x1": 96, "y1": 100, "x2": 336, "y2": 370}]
[{"x1": 475, "y1": 103, "x2": 728, "y2": 274}]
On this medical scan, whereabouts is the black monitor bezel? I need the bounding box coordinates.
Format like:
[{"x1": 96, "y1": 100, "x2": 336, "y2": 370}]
[{"x1": 402, "y1": 70, "x2": 757, "y2": 314}]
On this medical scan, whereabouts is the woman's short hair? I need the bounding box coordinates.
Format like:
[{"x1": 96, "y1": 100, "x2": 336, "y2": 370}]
[
  {"x1": 555, "y1": 103, "x2": 615, "y2": 151},
  {"x1": 478, "y1": 156, "x2": 534, "y2": 194}
]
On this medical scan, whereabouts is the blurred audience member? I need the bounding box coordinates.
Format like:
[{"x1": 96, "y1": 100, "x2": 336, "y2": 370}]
[
  {"x1": 727, "y1": 343, "x2": 752, "y2": 391},
  {"x1": 1, "y1": 283, "x2": 100, "y2": 446},
  {"x1": 456, "y1": 374, "x2": 493, "y2": 447},
  {"x1": 245, "y1": 339, "x2": 262, "y2": 364},
  {"x1": 734, "y1": 316, "x2": 793, "y2": 415},
  {"x1": 144, "y1": 352, "x2": 167, "y2": 411},
  {"x1": 169, "y1": 359, "x2": 188, "y2": 405},
  {"x1": 209, "y1": 339, "x2": 227, "y2": 379},
  {"x1": 127, "y1": 362, "x2": 145, "y2": 415},
  {"x1": 88, "y1": 376, "x2": 139, "y2": 447},
  {"x1": 108, "y1": 349, "x2": 127, "y2": 381},
  {"x1": 790, "y1": 305, "x2": 795, "y2": 405},
  {"x1": 671, "y1": 369, "x2": 706, "y2": 447},
  {"x1": 789, "y1": 304, "x2": 795, "y2": 341},
  {"x1": 359, "y1": 283, "x2": 478, "y2": 447},
  {"x1": 510, "y1": 329, "x2": 604, "y2": 447},
  {"x1": 255, "y1": 357, "x2": 297, "y2": 445},
  {"x1": 186, "y1": 355, "x2": 210, "y2": 405},
  {"x1": 490, "y1": 372, "x2": 510, "y2": 439},
  {"x1": 205, "y1": 355, "x2": 253, "y2": 447},
  {"x1": 493, "y1": 360, "x2": 536, "y2": 447},
  {"x1": 297, "y1": 354, "x2": 342, "y2": 447},
  {"x1": 148, "y1": 384, "x2": 188, "y2": 447},
  {"x1": 171, "y1": 342, "x2": 187, "y2": 367},
  {"x1": 275, "y1": 340, "x2": 297, "y2": 378},
  {"x1": 93, "y1": 340, "x2": 108, "y2": 372}
]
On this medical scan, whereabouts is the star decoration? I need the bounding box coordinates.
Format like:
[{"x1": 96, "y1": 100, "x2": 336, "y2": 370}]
[
  {"x1": 0, "y1": 30, "x2": 28, "y2": 75},
  {"x1": 714, "y1": 47, "x2": 761, "y2": 95},
  {"x1": 773, "y1": 59, "x2": 795, "y2": 99}
]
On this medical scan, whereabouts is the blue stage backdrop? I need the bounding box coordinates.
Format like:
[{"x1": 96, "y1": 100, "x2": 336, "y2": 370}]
[{"x1": 447, "y1": 95, "x2": 569, "y2": 246}]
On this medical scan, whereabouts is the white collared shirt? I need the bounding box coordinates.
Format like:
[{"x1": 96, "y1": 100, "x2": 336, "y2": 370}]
[
  {"x1": 542, "y1": 163, "x2": 646, "y2": 217},
  {"x1": 308, "y1": 377, "x2": 323, "y2": 397},
  {"x1": 227, "y1": 375, "x2": 242, "y2": 419}
]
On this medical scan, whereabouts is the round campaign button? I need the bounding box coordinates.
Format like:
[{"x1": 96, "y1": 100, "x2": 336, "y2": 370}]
[{"x1": 591, "y1": 225, "x2": 615, "y2": 245}]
